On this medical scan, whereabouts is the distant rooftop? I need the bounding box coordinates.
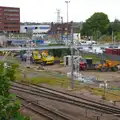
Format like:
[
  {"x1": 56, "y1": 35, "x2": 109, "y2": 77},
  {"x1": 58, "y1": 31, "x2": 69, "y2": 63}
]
[
  {"x1": 20, "y1": 22, "x2": 83, "y2": 26},
  {"x1": 20, "y1": 22, "x2": 51, "y2": 25},
  {"x1": 0, "y1": 6, "x2": 19, "y2": 9}
]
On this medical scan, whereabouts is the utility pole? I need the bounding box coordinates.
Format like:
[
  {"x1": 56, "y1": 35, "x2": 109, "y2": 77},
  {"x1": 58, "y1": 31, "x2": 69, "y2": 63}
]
[
  {"x1": 71, "y1": 21, "x2": 74, "y2": 89},
  {"x1": 65, "y1": 1, "x2": 70, "y2": 23},
  {"x1": 103, "y1": 80, "x2": 107, "y2": 99},
  {"x1": 61, "y1": 17, "x2": 63, "y2": 23},
  {"x1": 65, "y1": 1, "x2": 70, "y2": 45},
  {"x1": 114, "y1": 36, "x2": 116, "y2": 45},
  {"x1": 56, "y1": 9, "x2": 61, "y2": 23},
  {"x1": 61, "y1": 17, "x2": 63, "y2": 41},
  {"x1": 26, "y1": 38, "x2": 31, "y2": 68},
  {"x1": 26, "y1": 29, "x2": 32, "y2": 68},
  {"x1": 112, "y1": 31, "x2": 114, "y2": 44}
]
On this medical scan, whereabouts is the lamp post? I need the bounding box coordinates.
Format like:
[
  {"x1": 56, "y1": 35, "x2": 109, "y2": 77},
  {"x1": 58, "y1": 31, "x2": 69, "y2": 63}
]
[
  {"x1": 112, "y1": 31, "x2": 114, "y2": 44},
  {"x1": 65, "y1": 1, "x2": 70, "y2": 45},
  {"x1": 65, "y1": 1, "x2": 70, "y2": 23}
]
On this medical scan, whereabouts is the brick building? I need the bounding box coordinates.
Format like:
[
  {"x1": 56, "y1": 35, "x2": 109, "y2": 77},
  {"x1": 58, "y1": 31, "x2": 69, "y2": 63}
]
[
  {"x1": 48, "y1": 22, "x2": 72, "y2": 35},
  {"x1": 0, "y1": 6, "x2": 20, "y2": 33},
  {"x1": 47, "y1": 22, "x2": 72, "y2": 40}
]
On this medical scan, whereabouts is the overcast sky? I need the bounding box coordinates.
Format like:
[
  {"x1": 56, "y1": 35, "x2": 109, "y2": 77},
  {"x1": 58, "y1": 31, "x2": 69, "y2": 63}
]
[{"x1": 0, "y1": 0, "x2": 119, "y2": 22}]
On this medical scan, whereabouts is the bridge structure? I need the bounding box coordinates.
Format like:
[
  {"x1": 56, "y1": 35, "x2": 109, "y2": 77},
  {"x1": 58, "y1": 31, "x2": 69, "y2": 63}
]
[{"x1": 0, "y1": 44, "x2": 112, "y2": 51}]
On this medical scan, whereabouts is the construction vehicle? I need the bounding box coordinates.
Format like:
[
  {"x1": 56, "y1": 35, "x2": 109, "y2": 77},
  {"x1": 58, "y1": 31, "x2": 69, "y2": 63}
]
[
  {"x1": 31, "y1": 50, "x2": 55, "y2": 65},
  {"x1": 95, "y1": 60, "x2": 120, "y2": 72},
  {"x1": 79, "y1": 58, "x2": 97, "y2": 70},
  {"x1": 72, "y1": 56, "x2": 97, "y2": 71},
  {"x1": 79, "y1": 62, "x2": 87, "y2": 70}
]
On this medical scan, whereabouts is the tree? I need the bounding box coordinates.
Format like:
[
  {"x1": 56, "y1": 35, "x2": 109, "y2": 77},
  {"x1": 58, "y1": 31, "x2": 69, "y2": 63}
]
[
  {"x1": 110, "y1": 19, "x2": 120, "y2": 41},
  {"x1": 0, "y1": 61, "x2": 30, "y2": 120},
  {"x1": 81, "y1": 12, "x2": 110, "y2": 36},
  {"x1": 81, "y1": 22, "x2": 92, "y2": 36},
  {"x1": 111, "y1": 19, "x2": 120, "y2": 33}
]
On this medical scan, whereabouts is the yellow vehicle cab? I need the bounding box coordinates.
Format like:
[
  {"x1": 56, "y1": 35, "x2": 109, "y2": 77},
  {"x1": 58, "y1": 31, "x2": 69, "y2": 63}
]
[{"x1": 32, "y1": 50, "x2": 54, "y2": 65}]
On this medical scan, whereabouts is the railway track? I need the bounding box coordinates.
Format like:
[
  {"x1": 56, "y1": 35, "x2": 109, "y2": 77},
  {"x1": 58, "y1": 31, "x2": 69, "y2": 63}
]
[
  {"x1": 11, "y1": 82, "x2": 120, "y2": 116},
  {"x1": 17, "y1": 94, "x2": 74, "y2": 120}
]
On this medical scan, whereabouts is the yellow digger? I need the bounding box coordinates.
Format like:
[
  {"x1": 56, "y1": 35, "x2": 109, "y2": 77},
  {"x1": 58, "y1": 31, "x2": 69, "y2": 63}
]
[
  {"x1": 32, "y1": 50, "x2": 55, "y2": 65},
  {"x1": 96, "y1": 60, "x2": 120, "y2": 72}
]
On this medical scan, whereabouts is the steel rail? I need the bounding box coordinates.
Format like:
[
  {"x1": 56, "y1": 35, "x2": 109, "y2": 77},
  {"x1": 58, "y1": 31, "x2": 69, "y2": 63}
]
[
  {"x1": 30, "y1": 83, "x2": 120, "y2": 110},
  {"x1": 11, "y1": 86, "x2": 112, "y2": 114},
  {"x1": 17, "y1": 95, "x2": 74, "y2": 120},
  {"x1": 12, "y1": 82, "x2": 120, "y2": 111},
  {"x1": 11, "y1": 82, "x2": 120, "y2": 115}
]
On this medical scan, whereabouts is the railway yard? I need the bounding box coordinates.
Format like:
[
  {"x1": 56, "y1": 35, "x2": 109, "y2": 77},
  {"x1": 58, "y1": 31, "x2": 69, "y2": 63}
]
[
  {"x1": 8, "y1": 58, "x2": 120, "y2": 120},
  {"x1": 1, "y1": 2, "x2": 120, "y2": 120},
  {"x1": 1, "y1": 48, "x2": 120, "y2": 120}
]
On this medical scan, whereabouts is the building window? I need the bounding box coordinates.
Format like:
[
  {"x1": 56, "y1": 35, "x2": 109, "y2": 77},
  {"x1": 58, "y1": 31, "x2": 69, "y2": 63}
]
[
  {"x1": 24, "y1": 27, "x2": 36, "y2": 30},
  {"x1": 4, "y1": 13, "x2": 19, "y2": 16},
  {"x1": 4, "y1": 9, "x2": 19, "y2": 12},
  {"x1": 39, "y1": 27, "x2": 49, "y2": 29},
  {"x1": 6, "y1": 18, "x2": 19, "y2": 20},
  {"x1": 4, "y1": 26, "x2": 19, "y2": 28},
  {"x1": 11, "y1": 26, "x2": 19, "y2": 28},
  {"x1": 4, "y1": 22, "x2": 18, "y2": 24},
  {"x1": 4, "y1": 27, "x2": 8, "y2": 29}
]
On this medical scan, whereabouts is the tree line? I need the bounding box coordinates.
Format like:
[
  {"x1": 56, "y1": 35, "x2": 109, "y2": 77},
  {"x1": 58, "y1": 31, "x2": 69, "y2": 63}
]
[{"x1": 80, "y1": 12, "x2": 120, "y2": 41}]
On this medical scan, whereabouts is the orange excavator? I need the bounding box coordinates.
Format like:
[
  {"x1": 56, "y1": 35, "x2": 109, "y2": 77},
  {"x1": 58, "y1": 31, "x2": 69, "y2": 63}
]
[{"x1": 95, "y1": 60, "x2": 120, "y2": 72}]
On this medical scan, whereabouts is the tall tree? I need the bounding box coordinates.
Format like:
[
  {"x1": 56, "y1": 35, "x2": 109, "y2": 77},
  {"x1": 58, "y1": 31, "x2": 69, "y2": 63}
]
[
  {"x1": 111, "y1": 19, "x2": 120, "y2": 33},
  {"x1": 111, "y1": 19, "x2": 120, "y2": 41},
  {"x1": 81, "y1": 12, "x2": 110, "y2": 36}
]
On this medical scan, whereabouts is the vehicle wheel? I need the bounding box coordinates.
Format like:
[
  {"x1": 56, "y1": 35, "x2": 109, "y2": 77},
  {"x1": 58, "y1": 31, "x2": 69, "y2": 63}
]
[
  {"x1": 111, "y1": 66, "x2": 118, "y2": 72},
  {"x1": 32, "y1": 60, "x2": 35, "y2": 64},
  {"x1": 100, "y1": 66, "x2": 108, "y2": 72},
  {"x1": 42, "y1": 62, "x2": 46, "y2": 66},
  {"x1": 51, "y1": 62, "x2": 54, "y2": 65}
]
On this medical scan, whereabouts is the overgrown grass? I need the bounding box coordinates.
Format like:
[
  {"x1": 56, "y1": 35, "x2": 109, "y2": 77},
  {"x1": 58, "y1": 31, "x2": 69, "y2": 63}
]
[
  {"x1": 15, "y1": 68, "x2": 71, "y2": 87},
  {"x1": 15, "y1": 66, "x2": 83, "y2": 89},
  {"x1": 90, "y1": 87, "x2": 120, "y2": 101},
  {"x1": 16, "y1": 75, "x2": 71, "y2": 88},
  {"x1": 5, "y1": 56, "x2": 21, "y2": 64}
]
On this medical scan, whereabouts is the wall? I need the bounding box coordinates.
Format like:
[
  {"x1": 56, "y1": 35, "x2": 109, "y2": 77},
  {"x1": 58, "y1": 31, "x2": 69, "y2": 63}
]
[
  {"x1": 20, "y1": 25, "x2": 50, "y2": 33},
  {"x1": 0, "y1": 6, "x2": 20, "y2": 33}
]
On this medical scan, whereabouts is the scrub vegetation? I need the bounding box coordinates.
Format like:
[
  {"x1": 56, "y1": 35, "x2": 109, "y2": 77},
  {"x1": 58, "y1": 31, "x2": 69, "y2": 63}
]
[{"x1": 0, "y1": 61, "x2": 30, "y2": 120}]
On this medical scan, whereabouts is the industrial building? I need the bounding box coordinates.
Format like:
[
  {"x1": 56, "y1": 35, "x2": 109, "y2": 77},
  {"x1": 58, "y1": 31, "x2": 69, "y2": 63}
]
[
  {"x1": 0, "y1": 6, "x2": 20, "y2": 33},
  {"x1": 47, "y1": 22, "x2": 72, "y2": 40},
  {"x1": 20, "y1": 24, "x2": 50, "y2": 34}
]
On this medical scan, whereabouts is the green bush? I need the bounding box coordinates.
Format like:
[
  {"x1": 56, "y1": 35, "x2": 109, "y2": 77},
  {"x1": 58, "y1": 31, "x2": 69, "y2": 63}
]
[
  {"x1": 0, "y1": 61, "x2": 30, "y2": 120},
  {"x1": 49, "y1": 49, "x2": 71, "y2": 57}
]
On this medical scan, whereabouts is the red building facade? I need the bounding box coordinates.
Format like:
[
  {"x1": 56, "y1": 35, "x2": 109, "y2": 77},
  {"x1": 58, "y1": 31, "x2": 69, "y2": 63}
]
[{"x1": 0, "y1": 6, "x2": 20, "y2": 33}]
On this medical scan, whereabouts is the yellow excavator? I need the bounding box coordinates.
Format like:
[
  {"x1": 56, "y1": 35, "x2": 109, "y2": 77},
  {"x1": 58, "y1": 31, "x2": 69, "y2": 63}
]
[
  {"x1": 96, "y1": 60, "x2": 120, "y2": 72},
  {"x1": 32, "y1": 50, "x2": 55, "y2": 65}
]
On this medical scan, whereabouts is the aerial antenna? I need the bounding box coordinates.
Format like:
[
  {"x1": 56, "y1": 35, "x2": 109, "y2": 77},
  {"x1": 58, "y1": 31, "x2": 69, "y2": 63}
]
[{"x1": 56, "y1": 9, "x2": 60, "y2": 23}]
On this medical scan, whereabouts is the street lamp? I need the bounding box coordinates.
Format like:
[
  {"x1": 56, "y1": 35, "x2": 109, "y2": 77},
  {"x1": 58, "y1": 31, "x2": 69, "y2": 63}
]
[
  {"x1": 65, "y1": 1, "x2": 70, "y2": 23},
  {"x1": 65, "y1": 1, "x2": 70, "y2": 45}
]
